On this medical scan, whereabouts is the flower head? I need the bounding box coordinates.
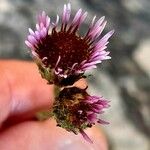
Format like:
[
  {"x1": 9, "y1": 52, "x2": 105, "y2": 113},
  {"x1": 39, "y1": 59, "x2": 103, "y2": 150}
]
[
  {"x1": 25, "y1": 3, "x2": 113, "y2": 143},
  {"x1": 53, "y1": 87, "x2": 110, "y2": 143},
  {"x1": 25, "y1": 3, "x2": 114, "y2": 84}
]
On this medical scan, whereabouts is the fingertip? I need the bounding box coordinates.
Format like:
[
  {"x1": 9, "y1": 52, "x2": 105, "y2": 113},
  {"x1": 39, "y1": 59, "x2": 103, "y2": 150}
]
[
  {"x1": 0, "y1": 60, "x2": 54, "y2": 122},
  {"x1": 43, "y1": 119, "x2": 109, "y2": 150},
  {"x1": 0, "y1": 119, "x2": 108, "y2": 150},
  {"x1": 0, "y1": 72, "x2": 11, "y2": 124}
]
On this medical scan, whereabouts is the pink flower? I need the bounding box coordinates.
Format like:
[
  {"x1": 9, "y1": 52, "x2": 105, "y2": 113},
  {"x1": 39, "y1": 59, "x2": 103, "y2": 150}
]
[
  {"x1": 25, "y1": 3, "x2": 113, "y2": 142},
  {"x1": 53, "y1": 87, "x2": 110, "y2": 143},
  {"x1": 25, "y1": 3, "x2": 114, "y2": 79}
]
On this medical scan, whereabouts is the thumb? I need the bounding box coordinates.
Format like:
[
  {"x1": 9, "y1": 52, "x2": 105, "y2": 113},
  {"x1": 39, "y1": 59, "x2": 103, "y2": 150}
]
[{"x1": 0, "y1": 119, "x2": 108, "y2": 150}]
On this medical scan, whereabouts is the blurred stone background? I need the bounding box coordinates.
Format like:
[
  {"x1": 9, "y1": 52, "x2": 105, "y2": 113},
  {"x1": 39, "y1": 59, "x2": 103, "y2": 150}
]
[{"x1": 0, "y1": 0, "x2": 150, "y2": 149}]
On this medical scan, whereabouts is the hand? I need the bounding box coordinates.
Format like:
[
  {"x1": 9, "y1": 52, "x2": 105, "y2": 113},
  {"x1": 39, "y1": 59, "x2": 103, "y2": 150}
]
[{"x1": 0, "y1": 60, "x2": 108, "y2": 150}]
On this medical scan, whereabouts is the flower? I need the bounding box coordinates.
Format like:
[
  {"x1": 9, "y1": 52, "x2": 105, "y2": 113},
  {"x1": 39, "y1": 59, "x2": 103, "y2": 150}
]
[
  {"x1": 25, "y1": 3, "x2": 113, "y2": 143},
  {"x1": 53, "y1": 87, "x2": 110, "y2": 143},
  {"x1": 25, "y1": 3, "x2": 114, "y2": 82}
]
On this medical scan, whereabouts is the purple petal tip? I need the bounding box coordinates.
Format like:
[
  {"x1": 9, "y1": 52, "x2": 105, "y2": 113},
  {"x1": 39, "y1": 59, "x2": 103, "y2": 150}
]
[{"x1": 80, "y1": 130, "x2": 93, "y2": 144}]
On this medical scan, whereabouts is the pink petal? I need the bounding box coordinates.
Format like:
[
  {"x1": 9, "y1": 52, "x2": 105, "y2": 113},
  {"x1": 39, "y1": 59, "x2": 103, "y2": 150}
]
[{"x1": 80, "y1": 130, "x2": 93, "y2": 143}]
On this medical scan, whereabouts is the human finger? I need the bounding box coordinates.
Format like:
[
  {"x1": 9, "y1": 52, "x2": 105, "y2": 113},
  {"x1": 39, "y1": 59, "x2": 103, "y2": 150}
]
[
  {"x1": 0, "y1": 119, "x2": 108, "y2": 150},
  {"x1": 0, "y1": 60, "x2": 54, "y2": 124}
]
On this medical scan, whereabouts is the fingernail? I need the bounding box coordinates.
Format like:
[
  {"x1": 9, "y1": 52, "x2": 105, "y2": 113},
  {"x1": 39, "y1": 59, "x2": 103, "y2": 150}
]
[{"x1": 58, "y1": 139, "x2": 95, "y2": 150}]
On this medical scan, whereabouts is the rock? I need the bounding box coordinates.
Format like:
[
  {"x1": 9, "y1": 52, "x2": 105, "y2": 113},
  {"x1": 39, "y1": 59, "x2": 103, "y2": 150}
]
[
  {"x1": 133, "y1": 39, "x2": 150, "y2": 77},
  {"x1": 88, "y1": 70, "x2": 150, "y2": 150}
]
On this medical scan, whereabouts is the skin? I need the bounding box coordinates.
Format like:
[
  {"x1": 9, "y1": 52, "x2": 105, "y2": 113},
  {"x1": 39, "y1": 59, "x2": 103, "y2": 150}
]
[{"x1": 0, "y1": 60, "x2": 108, "y2": 150}]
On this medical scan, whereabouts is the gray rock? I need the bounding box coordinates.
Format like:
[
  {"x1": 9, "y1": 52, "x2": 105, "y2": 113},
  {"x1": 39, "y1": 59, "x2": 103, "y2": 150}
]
[
  {"x1": 88, "y1": 70, "x2": 150, "y2": 150},
  {"x1": 133, "y1": 39, "x2": 150, "y2": 77}
]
